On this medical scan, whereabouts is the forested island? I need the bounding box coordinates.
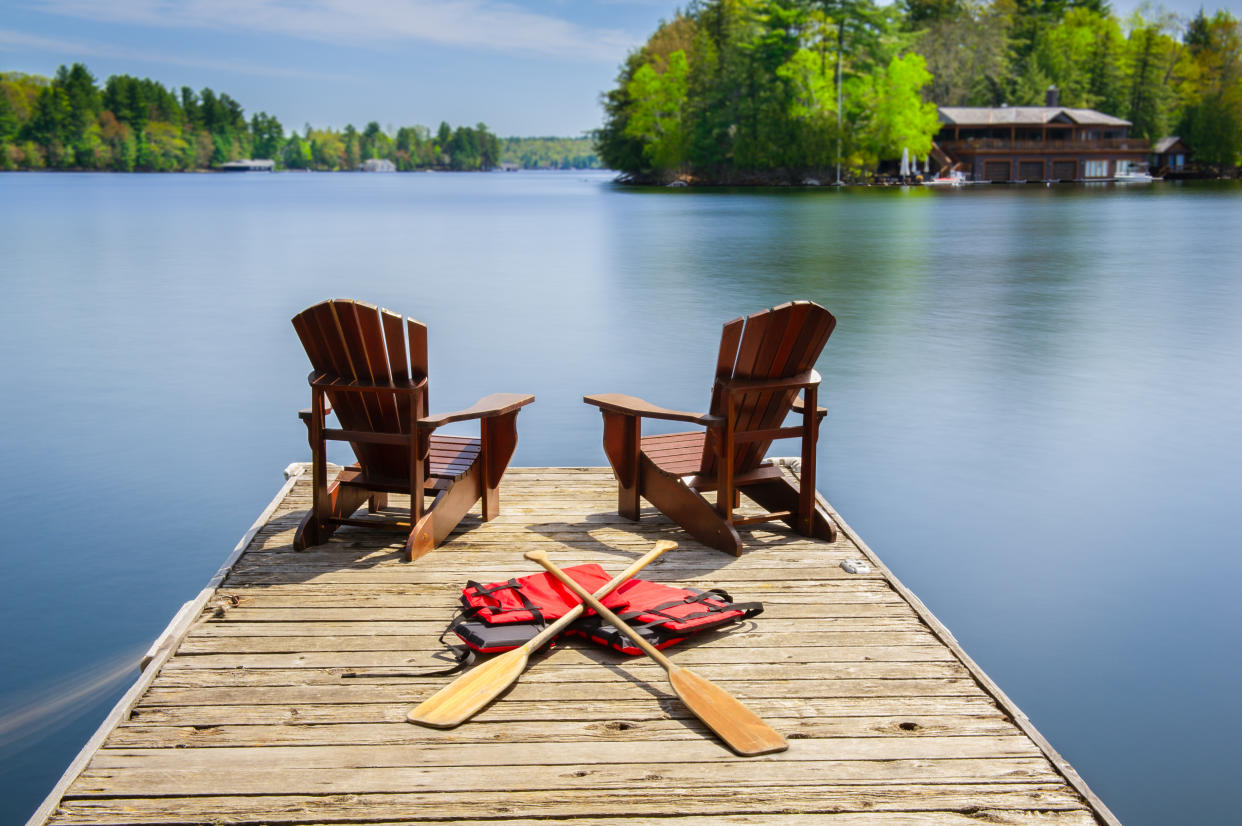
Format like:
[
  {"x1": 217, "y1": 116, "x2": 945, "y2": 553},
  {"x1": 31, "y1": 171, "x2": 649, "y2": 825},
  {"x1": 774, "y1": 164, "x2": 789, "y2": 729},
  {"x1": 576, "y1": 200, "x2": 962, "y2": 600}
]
[
  {"x1": 598, "y1": 0, "x2": 1242, "y2": 183},
  {"x1": 0, "y1": 66, "x2": 597, "y2": 172}
]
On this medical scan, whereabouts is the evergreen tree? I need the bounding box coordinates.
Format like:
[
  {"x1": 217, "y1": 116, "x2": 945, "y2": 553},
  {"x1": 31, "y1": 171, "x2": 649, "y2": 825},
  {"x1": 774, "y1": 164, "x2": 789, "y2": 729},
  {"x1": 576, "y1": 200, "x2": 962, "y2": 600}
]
[
  {"x1": 1179, "y1": 11, "x2": 1242, "y2": 173},
  {"x1": 250, "y1": 111, "x2": 284, "y2": 160}
]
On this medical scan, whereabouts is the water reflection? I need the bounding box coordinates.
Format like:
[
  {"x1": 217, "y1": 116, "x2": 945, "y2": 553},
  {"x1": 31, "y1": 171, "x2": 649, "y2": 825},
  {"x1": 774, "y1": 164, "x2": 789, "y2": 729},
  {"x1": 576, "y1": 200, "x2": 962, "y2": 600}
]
[{"x1": 0, "y1": 172, "x2": 1239, "y2": 825}]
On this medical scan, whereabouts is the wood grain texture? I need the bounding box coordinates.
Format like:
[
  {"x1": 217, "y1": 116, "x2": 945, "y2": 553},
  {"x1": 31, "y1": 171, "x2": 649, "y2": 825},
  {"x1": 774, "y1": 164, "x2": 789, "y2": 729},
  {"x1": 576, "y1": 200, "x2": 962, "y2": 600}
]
[{"x1": 37, "y1": 467, "x2": 1111, "y2": 826}]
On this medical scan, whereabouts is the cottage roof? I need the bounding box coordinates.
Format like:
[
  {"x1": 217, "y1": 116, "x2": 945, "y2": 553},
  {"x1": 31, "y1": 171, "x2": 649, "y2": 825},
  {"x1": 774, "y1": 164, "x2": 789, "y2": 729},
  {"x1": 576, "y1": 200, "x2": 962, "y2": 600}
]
[
  {"x1": 938, "y1": 106, "x2": 1131, "y2": 127},
  {"x1": 1153, "y1": 136, "x2": 1184, "y2": 153}
]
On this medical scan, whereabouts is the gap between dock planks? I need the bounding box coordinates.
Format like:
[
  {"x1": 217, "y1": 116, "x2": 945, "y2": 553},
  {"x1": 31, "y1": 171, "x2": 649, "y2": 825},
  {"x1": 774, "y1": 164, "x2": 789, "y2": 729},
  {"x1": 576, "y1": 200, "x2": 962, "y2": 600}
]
[{"x1": 33, "y1": 465, "x2": 1116, "y2": 826}]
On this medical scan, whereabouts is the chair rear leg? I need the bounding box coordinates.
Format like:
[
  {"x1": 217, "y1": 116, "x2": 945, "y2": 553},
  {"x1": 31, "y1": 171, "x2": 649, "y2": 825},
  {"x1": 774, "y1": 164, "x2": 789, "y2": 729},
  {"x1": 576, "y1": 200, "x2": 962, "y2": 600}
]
[
  {"x1": 744, "y1": 478, "x2": 837, "y2": 543},
  {"x1": 295, "y1": 480, "x2": 370, "y2": 550},
  {"x1": 480, "y1": 411, "x2": 523, "y2": 522}
]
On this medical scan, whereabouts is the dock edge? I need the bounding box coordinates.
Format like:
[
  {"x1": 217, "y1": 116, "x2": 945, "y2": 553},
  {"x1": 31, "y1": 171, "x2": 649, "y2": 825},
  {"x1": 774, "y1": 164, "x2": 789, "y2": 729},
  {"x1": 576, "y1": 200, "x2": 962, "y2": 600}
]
[
  {"x1": 774, "y1": 457, "x2": 1122, "y2": 826},
  {"x1": 24, "y1": 467, "x2": 308, "y2": 826}
]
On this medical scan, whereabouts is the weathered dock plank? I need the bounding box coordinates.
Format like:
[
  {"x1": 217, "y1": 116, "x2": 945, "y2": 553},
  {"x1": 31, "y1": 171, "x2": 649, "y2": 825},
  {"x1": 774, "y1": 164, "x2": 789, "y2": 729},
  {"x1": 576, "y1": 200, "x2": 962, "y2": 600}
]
[{"x1": 31, "y1": 467, "x2": 1118, "y2": 826}]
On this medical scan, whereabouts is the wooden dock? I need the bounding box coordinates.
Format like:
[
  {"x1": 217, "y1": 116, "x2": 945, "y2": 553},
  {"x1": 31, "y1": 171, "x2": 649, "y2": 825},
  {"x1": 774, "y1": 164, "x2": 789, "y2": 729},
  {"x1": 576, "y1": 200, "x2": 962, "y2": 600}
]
[{"x1": 31, "y1": 466, "x2": 1118, "y2": 825}]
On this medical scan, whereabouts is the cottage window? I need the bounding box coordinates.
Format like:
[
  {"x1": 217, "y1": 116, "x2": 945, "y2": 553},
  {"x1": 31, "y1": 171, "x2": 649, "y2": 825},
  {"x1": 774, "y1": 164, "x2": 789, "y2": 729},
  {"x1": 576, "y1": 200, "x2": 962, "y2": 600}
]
[
  {"x1": 1173, "y1": 154, "x2": 1185, "y2": 170},
  {"x1": 1116, "y1": 161, "x2": 1130, "y2": 175},
  {"x1": 1084, "y1": 160, "x2": 1109, "y2": 178}
]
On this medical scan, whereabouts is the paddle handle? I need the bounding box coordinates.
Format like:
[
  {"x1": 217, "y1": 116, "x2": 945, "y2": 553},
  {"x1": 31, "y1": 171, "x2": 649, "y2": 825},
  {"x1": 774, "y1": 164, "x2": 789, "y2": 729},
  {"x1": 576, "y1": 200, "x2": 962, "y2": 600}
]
[
  {"x1": 519, "y1": 540, "x2": 676, "y2": 655},
  {"x1": 525, "y1": 549, "x2": 676, "y2": 671}
]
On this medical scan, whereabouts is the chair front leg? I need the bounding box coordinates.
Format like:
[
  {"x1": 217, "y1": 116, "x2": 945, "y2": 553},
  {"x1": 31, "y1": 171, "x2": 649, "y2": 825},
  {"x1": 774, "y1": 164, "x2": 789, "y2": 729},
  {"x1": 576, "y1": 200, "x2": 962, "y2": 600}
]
[
  {"x1": 600, "y1": 411, "x2": 641, "y2": 520},
  {"x1": 717, "y1": 394, "x2": 737, "y2": 524},
  {"x1": 409, "y1": 419, "x2": 427, "y2": 526},
  {"x1": 480, "y1": 410, "x2": 522, "y2": 521}
]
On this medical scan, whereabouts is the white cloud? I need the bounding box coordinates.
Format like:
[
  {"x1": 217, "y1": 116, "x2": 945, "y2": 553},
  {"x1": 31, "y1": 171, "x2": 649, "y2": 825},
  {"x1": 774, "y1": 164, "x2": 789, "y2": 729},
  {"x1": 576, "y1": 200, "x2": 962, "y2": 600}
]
[
  {"x1": 29, "y1": 0, "x2": 636, "y2": 61},
  {"x1": 0, "y1": 26, "x2": 337, "y2": 77}
]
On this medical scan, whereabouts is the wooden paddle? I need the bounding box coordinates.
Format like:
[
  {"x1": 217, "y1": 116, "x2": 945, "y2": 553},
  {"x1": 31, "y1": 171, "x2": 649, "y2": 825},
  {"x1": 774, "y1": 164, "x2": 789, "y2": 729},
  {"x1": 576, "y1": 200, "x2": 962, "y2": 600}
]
[
  {"x1": 525, "y1": 550, "x2": 788, "y2": 757},
  {"x1": 407, "y1": 540, "x2": 677, "y2": 728}
]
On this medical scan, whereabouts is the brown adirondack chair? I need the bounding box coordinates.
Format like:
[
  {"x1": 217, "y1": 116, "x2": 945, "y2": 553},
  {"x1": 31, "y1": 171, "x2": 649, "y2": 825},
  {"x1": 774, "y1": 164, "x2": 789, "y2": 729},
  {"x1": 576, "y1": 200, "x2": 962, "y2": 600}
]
[
  {"x1": 292, "y1": 299, "x2": 534, "y2": 561},
  {"x1": 585, "y1": 301, "x2": 837, "y2": 556}
]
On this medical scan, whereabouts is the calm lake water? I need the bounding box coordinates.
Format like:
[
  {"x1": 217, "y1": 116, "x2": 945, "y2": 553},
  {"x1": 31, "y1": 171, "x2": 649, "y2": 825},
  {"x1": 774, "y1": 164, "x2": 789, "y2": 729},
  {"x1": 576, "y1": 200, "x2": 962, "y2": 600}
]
[{"x1": 1, "y1": 171, "x2": 1240, "y2": 825}]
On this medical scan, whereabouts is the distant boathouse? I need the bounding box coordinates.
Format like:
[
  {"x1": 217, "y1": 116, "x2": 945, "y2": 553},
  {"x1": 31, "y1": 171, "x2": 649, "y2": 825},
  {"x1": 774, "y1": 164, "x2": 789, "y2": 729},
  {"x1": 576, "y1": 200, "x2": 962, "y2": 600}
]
[
  {"x1": 218, "y1": 159, "x2": 275, "y2": 172},
  {"x1": 934, "y1": 88, "x2": 1149, "y2": 183},
  {"x1": 358, "y1": 158, "x2": 396, "y2": 172}
]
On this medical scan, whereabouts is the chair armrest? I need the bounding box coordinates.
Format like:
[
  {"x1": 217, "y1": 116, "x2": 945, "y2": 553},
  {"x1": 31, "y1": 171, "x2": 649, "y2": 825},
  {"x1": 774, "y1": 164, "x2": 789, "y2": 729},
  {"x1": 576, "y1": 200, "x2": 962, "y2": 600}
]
[
  {"x1": 584, "y1": 393, "x2": 723, "y2": 427},
  {"x1": 791, "y1": 397, "x2": 827, "y2": 419},
  {"x1": 418, "y1": 393, "x2": 535, "y2": 429},
  {"x1": 717, "y1": 368, "x2": 821, "y2": 394},
  {"x1": 298, "y1": 403, "x2": 332, "y2": 422}
]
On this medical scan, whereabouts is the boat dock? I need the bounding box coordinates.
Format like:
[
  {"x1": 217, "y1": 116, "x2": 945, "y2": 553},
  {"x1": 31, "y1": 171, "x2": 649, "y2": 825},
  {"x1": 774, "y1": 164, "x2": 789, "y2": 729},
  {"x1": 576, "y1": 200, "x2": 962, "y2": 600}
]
[{"x1": 30, "y1": 465, "x2": 1119, "y2": 825}]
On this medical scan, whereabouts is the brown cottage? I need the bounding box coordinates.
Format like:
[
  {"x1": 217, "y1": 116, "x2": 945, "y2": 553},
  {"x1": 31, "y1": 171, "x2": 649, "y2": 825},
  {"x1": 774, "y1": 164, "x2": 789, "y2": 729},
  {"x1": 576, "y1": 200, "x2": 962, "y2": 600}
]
[
  {"x1": 934, "y1": 89, "x2": 1149, "y2": 183},
  {"x1": 1152, "y1": 136, "x2": 1191, "y2": 176}
]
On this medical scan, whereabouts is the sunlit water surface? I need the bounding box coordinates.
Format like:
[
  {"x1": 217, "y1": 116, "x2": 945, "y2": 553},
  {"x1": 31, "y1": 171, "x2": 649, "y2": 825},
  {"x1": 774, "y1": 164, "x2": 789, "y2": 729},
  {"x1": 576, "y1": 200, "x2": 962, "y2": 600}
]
[{"x1": 1, "y1": 171, "x2": 1239, "y2": 825}]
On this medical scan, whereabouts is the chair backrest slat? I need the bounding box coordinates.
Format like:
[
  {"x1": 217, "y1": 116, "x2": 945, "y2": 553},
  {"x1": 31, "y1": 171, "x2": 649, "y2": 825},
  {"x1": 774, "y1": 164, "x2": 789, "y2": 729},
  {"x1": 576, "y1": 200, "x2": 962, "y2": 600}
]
[
  {"x1": 381, "y1": 308, "x2": 415, "y2": 426},
  {"x1": 350, "y1": 301, "x2": 403, "y2": 433},
  {"x1": 381, "y1": 309, "x2": 409, "y2": 381},
  {"x1": 293, "y1": 299, "x2": 430, "y2": 479},
  {"x1": 730, "y1": 303, "x2": 800, "y2": 472},
  {"x1": 329, "y1": 301, "x2": 383, "y2": 433},
  {"x1": 734, "y1": 302, "x2": 814, "y2": 471},
  {"x1": 407, "y1": 318, "x2": 429, "y2": 416},
  {"x1": 304, "y1": 302, "x2": 388, "y2": 470},
  {"x1": 704, "y1": 316, "x2": 745, "y2": 444},
  {"x1": 700, "y1": 301, "x2": 836, "y2": 476}
]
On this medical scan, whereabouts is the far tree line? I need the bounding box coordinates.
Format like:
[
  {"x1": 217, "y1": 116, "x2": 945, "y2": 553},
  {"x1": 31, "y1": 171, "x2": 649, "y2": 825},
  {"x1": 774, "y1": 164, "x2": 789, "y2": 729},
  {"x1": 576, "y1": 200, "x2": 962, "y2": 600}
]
[{"x1": 0, "y1": 65, "x2": 597, "y2": 172}]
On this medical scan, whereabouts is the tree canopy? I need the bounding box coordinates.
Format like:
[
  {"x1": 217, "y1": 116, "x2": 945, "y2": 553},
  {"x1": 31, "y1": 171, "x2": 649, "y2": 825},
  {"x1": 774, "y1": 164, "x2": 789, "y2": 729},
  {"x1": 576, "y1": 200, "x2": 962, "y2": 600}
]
[
  {"x1": 0, "y1": 64, "x2": 516, "y2": 172},
  {"x1": 596, "y1": 0, "x2": 1242, "y2": 181}
]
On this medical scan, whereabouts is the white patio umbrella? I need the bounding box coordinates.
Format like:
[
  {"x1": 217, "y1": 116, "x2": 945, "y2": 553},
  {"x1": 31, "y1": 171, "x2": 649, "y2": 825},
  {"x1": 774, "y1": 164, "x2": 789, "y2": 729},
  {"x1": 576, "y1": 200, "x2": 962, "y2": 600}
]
[{"x1": 899, "y1": 147, "x2": 910, "y2": 178}]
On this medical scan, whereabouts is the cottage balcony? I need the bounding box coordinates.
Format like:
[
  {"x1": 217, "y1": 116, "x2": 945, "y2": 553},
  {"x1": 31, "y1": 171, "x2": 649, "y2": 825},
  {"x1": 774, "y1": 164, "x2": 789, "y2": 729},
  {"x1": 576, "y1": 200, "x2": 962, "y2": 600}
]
[{"x1": 939, "y1": 137, "x2": 1150, "y2": 153}]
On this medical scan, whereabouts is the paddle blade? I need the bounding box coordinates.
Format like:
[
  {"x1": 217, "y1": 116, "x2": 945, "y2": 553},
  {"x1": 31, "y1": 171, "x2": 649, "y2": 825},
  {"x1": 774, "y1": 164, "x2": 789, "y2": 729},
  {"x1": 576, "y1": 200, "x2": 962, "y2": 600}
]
[
  {"x1": 669, "y1": 667, "x2": 788, "y2": 756},
  {"x1": 407, "y1": 647, "x2": 529, "y2": 728}
]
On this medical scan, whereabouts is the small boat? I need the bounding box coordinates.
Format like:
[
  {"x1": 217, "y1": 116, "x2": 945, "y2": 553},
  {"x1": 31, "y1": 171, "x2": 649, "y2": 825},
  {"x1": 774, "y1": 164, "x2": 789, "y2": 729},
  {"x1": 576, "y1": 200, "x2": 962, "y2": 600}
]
[{"x1": 1114, "y1": 166, "x2": 1160, "y2": 183}]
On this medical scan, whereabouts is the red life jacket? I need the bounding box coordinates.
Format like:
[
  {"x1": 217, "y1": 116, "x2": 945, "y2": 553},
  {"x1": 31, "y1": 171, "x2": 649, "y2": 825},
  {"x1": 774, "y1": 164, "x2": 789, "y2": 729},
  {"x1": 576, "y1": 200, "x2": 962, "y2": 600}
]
[
  {"x1": 452, "y1": 565, "x2": 761, "y2": 655},
  {"x1": 459, "y1": 564, "x2": 629, "y2": 624},
  {"x1": 567, "y1": 578, "x2": 762, "y2": 655}
]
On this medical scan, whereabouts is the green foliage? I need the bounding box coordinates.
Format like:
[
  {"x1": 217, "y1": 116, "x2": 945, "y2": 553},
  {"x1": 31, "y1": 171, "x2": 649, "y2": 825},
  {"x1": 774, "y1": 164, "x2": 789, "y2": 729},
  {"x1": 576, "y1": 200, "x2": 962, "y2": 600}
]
[
  {"x1": 853, "y1": 53, "x2": 940, "y2": 161},
  {"x1": 625, "y1": 51, "x2": 691, "y2": 171},
  {"x1": 599, "y1": 0, "x2": 940, "y2": 180},
  {"x1": 600, "y1": 0, "x2": 1242, "y2": 180},
  {"x1": 1178, "y1": 10, "x2": 1242, "y2": 172},
  {"x1": 0, "y1": 63, "x2": 520, "y2": 173},
  {"x1": 250, "y1": 111, "x2": 284, "y2": 160},
  {"x1": 501, "y1": 136, "x2": 599, "y2": 168},
  {"x1": 281, "y1": 133, "x2": 312, "y2": 169}
]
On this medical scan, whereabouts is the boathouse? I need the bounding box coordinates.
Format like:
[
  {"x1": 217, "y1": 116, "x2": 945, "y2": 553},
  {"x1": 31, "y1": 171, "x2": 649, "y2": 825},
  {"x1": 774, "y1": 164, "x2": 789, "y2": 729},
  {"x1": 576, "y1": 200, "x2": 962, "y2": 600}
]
[
  {"x1": 1152, "y1": 136, "x2": 1191, "y2": 177},
  {"x1": 359, "y1": 158, "x2": 397, "y2": 172},
  {"x1": 218, "y1": 159, "x2": 275, "y2": 172},
  {"x1": 935, "y1": 89, "x2": 1149, "y2": 183}
]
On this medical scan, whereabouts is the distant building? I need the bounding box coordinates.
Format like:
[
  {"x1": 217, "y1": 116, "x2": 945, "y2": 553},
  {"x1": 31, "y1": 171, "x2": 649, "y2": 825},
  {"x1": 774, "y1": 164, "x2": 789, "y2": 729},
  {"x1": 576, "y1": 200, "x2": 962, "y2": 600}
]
[
  {"x1": 1152, "y1": 137, "x2": 1191, "y2": 176},
  {"x1": 358, "y1": 158, "x2": 396, "y2": 172},
  {"x1": 498, "y1": 162, "x2": 520, "y2": 172},
  {"x1": 218, "y1": 159, "x2": 275, "y2": 172},
  {"x1": 934, "y1": 88, "x2": 1149, "y2": 183}
]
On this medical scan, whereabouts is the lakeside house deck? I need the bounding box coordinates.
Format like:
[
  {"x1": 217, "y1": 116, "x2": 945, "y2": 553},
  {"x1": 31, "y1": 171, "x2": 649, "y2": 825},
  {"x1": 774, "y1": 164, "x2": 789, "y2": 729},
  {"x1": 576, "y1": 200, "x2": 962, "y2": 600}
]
[{"x1": 32, "y1": 466, "x2": 1118, "y2": 825}]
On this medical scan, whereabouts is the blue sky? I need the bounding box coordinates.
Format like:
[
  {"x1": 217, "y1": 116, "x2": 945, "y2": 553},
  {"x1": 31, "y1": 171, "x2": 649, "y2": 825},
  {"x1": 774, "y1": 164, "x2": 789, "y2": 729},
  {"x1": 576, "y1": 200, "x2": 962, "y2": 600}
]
[{"x1": 0, "y1": 0, "x2": 1234, "y2": 137}]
